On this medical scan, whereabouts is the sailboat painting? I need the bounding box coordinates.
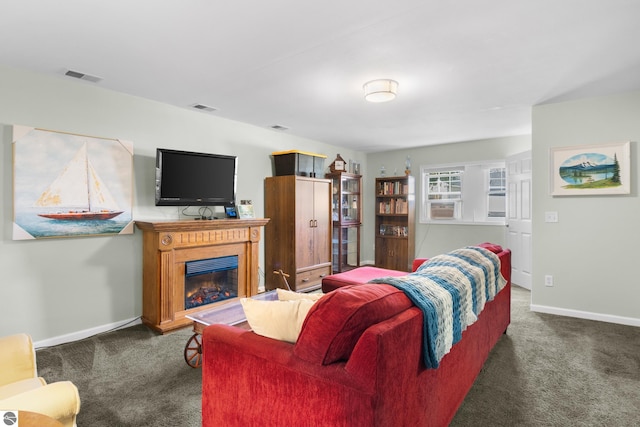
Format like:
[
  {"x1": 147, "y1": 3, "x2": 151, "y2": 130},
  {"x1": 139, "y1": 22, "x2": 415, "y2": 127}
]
[{"x1": 12, "y1": 126, "x2": 134, "y2": 240}]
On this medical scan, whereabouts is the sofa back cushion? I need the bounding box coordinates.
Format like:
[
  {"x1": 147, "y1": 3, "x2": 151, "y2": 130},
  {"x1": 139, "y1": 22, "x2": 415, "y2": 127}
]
[{"x1": 294, "y1": 284, "x2": 413, "y2": 365}]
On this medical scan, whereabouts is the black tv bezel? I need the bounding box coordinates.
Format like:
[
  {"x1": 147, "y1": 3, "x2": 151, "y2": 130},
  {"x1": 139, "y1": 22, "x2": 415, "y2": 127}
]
[{"x1": 155, "y1": 148, "x2": 237, "y2": 207}]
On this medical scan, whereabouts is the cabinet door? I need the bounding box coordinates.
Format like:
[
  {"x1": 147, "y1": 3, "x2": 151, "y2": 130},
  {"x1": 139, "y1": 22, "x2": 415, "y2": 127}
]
[
  {"x1": 375, "y1": 237, "x2": 410, "y2": 271},
  {"x1": 295, "y1": 179, "x2": 316, "y2": 268},
  {"x1": 375, "y1": 237, "x2": 388, "y2": 269},
  {"x1": 294, "y1": 179, "x2": 331, "y2": 269},
  {"x1": 313, "y1": 180, "x2": 331, "y2": 266}
]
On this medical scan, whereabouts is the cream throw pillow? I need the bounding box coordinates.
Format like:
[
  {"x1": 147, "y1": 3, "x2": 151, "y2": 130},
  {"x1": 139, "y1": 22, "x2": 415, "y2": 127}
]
[
  {"x1": 241, "y1": 298, "x2": 316, "y2": 343},
  {"x1": 276, "y1": 288, "x2": 324, "y2": 302}
]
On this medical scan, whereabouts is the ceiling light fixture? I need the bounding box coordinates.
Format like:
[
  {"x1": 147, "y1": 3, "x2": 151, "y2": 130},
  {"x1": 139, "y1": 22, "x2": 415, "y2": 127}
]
[{"x1": 363, "y1": 79, "x2": 398, "y2": 103}]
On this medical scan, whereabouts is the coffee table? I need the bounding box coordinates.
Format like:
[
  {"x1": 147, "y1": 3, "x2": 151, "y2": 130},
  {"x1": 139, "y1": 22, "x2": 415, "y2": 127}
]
[{"x1": 183, "y1": 290, "x2": 278, "y2": 368}]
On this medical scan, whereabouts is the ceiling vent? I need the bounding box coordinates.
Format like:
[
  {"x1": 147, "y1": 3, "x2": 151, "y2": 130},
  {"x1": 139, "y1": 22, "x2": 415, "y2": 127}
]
[
  {"x1": 191, "y1": 103, "x2": 218, "y2": 113},
  {"x1": 64, "y1": 69, "x2": 102, "y2": 83},
  {"x1": 270, "y1": 125, "x2": 289, "y2": 131}
]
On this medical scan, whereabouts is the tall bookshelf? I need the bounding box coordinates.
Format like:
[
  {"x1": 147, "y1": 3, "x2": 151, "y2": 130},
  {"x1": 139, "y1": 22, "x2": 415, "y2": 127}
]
[{"x1": 374, "y1": 175, "x2": 415, "y2": 271}]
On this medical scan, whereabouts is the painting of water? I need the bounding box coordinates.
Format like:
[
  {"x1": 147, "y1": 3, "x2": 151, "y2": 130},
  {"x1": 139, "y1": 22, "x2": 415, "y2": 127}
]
[
  {"x1": 550, "y1": 142, "x2": 630, "y2": 196},
  {"x1": 12, "y1": 126, "x2": 134, "y2": 240}
]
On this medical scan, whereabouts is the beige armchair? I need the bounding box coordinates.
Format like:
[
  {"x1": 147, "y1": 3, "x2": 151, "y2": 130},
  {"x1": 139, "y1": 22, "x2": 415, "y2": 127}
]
[{"x1": 0, "y1": 333, "x2": 80, "y2": 427}]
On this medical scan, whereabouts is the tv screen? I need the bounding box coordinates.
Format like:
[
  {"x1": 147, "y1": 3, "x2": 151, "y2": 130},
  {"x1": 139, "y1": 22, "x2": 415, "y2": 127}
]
[{"x1": 155, "y1": 148, "x2": 237, "y2": 206}]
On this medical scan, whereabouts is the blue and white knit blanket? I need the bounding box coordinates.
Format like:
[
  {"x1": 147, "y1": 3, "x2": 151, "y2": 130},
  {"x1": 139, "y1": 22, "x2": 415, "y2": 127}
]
[{"x1": 368, "y1": 246, "x2": 507, "y2": 369}]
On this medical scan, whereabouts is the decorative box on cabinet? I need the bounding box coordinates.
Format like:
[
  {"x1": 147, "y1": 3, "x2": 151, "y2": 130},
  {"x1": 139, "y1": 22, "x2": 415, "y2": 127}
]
[
  {"x1": 325, "y1": 172, "x2": 361, "y2": 273},
  {"x1": 264, "y1": 175, "x2": 332, "y2": 292},
  {"x1": 374, "y1": 175, "x2": 415, "y2": 271}
]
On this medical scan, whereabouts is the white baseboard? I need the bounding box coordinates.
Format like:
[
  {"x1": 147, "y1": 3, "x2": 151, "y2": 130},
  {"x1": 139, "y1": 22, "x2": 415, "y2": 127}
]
[
  {"x1": 34, "y1": 317, "x2": 142, "y2": 349},
  {"x1": 530, "y1": 304, "x2": 640, "y2": 328}
]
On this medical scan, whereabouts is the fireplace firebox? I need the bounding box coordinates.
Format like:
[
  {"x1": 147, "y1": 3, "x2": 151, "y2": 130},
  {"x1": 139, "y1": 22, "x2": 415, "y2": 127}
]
[{"x1": 185, "y1": 256, "x2": 238, "y2": 309}]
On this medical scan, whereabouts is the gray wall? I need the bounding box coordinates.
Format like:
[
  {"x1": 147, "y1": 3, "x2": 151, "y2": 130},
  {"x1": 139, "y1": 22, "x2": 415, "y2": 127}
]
[
  {"x1": 0, "y1": 65, "x2": 364, "y2": 343},
  {"x1": 363, "y1": 135, "x2": 531, "y2": 262},
  {"x1": 3, "y1": 63, "x2": 636, "y2": 345},
  {"x1": 532, "y1": 90, "x2": 640, "y2": 325}
]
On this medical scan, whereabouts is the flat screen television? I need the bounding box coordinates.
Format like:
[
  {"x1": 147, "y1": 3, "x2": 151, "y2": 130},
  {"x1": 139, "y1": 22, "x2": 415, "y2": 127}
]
[{"x1": 155, "y1": 148, "x2": 237, "y2": 206}]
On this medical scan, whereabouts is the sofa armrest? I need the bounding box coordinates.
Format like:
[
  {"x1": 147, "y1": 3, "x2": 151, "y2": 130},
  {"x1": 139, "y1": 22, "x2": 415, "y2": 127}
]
[
  {"x1": 412, "y1": 258, "x2": 428, "y2": 272},
  {"x1": 0, "y1": 334, "x2": 37, "y2": 386},
  {"x1": 0, "y1": 381, "x2": 80, "y2": 427}
]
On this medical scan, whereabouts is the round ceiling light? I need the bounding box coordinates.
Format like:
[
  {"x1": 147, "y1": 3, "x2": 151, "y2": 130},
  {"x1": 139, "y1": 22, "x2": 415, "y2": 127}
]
[{"x1": 363, "y1": 79, "x2": 398, "y2": 103}]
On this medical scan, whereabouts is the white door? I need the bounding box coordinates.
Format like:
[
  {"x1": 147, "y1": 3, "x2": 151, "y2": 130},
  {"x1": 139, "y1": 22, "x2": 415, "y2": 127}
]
[{"x1": 506, "y1": 151, "x2": 532, "y2": 289}]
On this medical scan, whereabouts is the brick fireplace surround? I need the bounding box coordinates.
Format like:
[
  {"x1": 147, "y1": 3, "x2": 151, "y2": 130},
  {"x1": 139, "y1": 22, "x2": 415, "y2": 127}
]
[{"x1": 136, "y1": 219, "x2": 269, "y2": 333}]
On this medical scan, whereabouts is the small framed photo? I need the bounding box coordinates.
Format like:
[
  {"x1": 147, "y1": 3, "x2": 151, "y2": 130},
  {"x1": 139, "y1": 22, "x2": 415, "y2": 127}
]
[
  {"x1": 237, "y1": 200, "x2": 255, "y2": 219},
  {"x1": 550, "y1": 141, "x2": 630, "y2": 196}
]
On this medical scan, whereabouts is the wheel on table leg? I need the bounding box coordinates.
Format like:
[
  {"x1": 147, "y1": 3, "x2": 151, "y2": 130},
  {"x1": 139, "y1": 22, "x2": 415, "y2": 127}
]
[{"x1": 184, "y1": 333, "x2": 203, "y2": 368}]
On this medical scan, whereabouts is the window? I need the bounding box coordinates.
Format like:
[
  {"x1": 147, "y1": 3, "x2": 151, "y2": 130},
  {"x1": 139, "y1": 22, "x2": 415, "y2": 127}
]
[
  {"x1": 487, "y1": 167, "x2": 506, "y2": 218},
  {"x1": 425, "y1": 169, "x2": 463, "y2": 220},
  {"x1": 421, "y1": 161, "x2": 506, "y2": 225}
]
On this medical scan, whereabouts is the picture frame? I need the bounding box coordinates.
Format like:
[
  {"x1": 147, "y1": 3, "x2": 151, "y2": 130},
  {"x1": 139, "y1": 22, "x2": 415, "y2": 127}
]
[
  {"x1": 237, "y1": 200, "x2": 255, "y2": 219},
  {"x1": 549, "y1": 141, "x2": 630, "y2": 196},
  {"x1": 12, "y1": 125, "x2": 134, "y2": 240}
]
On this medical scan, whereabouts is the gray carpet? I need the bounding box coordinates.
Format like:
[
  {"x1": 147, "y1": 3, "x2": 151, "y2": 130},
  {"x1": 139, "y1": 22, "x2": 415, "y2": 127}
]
[
  {"x1": 36, "y1": 285, "x2": 639, "y2": 426},
  {"x1": 37, "y1": 325, "x2": 201, "y2": 427},
  {"x1": 451, "y1": 285, "x2": 640, "y2": 426}
]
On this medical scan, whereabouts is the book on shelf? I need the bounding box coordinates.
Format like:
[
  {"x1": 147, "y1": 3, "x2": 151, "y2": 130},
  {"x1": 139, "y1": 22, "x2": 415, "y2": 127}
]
[
  {"x1": 379, "y1": 224, "x2": 408, "y2": 237},
  {"x1": 377, "y1": 180, "x2": 409, "y2": 196},
  {"x1": 378, "y1": 198, "x2": 408, "y2": 214}
]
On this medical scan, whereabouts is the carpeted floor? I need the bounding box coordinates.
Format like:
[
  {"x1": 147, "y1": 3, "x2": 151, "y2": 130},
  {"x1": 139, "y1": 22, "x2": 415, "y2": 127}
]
[
  {"x1": 451, "y1": 285, "x2": 640, "y2": 426},
  {"x1": 37, "y1": 324, "x2": 201, "y2": 426},
  {"x1": 36, "y1": 285, "x2": 639, "y2": 426}
]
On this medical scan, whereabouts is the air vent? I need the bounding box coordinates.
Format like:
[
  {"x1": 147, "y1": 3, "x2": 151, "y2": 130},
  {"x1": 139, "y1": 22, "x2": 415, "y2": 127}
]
[
  {"x1": 191, "y1": 103, "x2": 217, "y2": 112},
  {"x1": 64, "y1": 69, "x2": 102, "y2": 83},
  {"x1": 270, "y1": 125, "x2": 289, "y2": 131}
]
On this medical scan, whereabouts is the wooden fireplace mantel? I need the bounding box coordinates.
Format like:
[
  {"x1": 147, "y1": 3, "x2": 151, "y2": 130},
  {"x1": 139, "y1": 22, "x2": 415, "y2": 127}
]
[{"x1": 136, "y1": 218, "x2": 269, "y2": 333}]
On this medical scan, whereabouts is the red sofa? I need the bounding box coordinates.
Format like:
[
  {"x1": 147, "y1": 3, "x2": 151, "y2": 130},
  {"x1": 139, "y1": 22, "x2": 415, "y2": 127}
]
[{"x1": 201, "y1": 244, "x2": 511, "y2": 427}]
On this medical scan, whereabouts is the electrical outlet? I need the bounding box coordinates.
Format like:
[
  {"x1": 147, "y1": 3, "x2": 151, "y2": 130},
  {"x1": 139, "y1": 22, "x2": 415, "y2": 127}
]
[
  {"x1": 545, "y1": 211, "x2": 559, "y2": 222},
  {"x1": 545, "y1": 275, "x2": 554, "y2": 287}
]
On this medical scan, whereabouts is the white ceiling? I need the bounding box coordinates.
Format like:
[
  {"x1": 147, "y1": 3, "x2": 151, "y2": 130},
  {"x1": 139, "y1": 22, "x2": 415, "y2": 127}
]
[{"x1": 3, "y1": 1, "x2": 640, "y2": 153}]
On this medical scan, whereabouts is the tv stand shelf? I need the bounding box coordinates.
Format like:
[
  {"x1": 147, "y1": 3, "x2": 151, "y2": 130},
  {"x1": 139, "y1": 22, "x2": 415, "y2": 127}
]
[{"x1": 135, "y1": 218, "x2": 269, "y2": 333}]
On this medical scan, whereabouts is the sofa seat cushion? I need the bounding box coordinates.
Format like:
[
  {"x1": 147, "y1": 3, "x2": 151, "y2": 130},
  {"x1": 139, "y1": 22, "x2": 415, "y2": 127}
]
[
  {"x1": 322, "y1": 266, "x2": 408, "y2": 292},
  {"x1": 0, "y1": 377, "x2": 46, "y2": 400},
  {"x1": 294, "y1": 284, "x2": 413, "y2": 365}
]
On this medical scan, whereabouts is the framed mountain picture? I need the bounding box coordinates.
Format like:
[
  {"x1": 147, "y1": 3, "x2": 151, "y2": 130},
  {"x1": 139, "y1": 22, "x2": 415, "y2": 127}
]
[{"x1": 550, "y1": 141, "x2": 630, "y2": 196}]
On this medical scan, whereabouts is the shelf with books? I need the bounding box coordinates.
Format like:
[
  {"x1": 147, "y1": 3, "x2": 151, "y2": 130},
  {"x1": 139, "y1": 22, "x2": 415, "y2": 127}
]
[{"x1": 374, "y1": 176, "x2": 415, "y2": 271}]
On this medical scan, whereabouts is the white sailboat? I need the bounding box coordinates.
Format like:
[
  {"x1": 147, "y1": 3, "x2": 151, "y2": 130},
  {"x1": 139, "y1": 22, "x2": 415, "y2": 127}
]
[{"x1": 35, "y1": 143, "x2": 124, "y2": 220}]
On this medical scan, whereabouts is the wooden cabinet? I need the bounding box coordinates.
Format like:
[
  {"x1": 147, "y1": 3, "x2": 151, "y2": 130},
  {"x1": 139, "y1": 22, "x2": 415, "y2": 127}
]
[
  {"x1": 264, "y1": 176, "x2": 332, "y2": 292},
  {"x1": 374, "y1": 176, "x2": 415, "y2": 271},
  {"x1": 325, "y1": 172, "x2": 361, "y2": 272}
]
